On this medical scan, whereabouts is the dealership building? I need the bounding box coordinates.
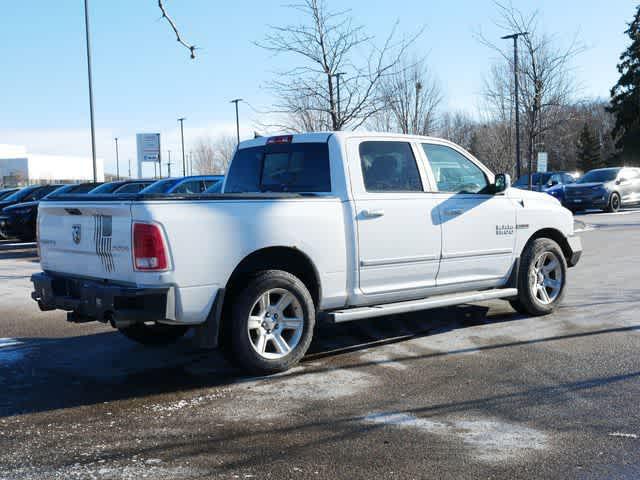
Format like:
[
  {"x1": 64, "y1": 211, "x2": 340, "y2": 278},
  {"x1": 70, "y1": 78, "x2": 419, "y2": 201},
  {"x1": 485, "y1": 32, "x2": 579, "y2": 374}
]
[{"x1": 0, "y1": 144, "x2": 105, "y2": 187}]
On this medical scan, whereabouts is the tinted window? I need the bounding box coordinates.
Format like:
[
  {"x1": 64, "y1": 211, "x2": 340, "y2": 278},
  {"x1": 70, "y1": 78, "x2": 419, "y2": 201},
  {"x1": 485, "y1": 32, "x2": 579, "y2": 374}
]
[
  {"x1": 25, "y1": 185, "x2": 61, "y2": 201},
  {"x1": 3, "y1": 186, "x2": 39, "y2": 202},
  {"x1": 359, "y1": 141, "x2": 422, "y2": 192},
  {"x1": 577, "y1": 169, "x2": 619, "y2": 183},
  {"x1": 225, "y1": 143, "x2": 331, "y2": 193},
  {"x1": 562, "y1": 174, "x2": 576, "y2": 184},
  {"x1": 514, "y1": 173, "x2": 553, "y2": 187},
  {"x1": 89, "y1": 182, "x2": 124, "y2": 194},
  {"x1": 173, "y1": 180, "x2": 205, "y2": 194},
  {"x1": 206, "y1": 180, "x2": 223, "y2": 193},
  {"x1": 0, "y1": 189, "x2": 18, "y2": 200},
  {"x1": 114, "y1": 182, "x2": 151, "y2": 193},
  {"x1": 422, "y1": 144, "x2": 488, "y2": 194},
  {"x1": 141, "y1": 178, "x2": 180, "y2": 194}
]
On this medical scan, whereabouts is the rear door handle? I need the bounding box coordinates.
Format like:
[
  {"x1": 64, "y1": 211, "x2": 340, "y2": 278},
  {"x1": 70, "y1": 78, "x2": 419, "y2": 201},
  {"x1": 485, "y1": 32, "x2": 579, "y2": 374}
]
[
  {"x1": 361, "y1": 209, "x2": 385, "y2": 218},
  {"x1": 443, "y1": 208, "x2": 464, "y2": 217}
]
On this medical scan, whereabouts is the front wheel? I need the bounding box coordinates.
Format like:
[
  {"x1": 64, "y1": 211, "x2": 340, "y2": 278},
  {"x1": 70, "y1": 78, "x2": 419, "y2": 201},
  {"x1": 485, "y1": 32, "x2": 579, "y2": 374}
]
[
  {"x1": 230, "y1": 270, "x2": 315, "y2": 375},
  {"x1": 510, "y1": 238, "x2": 567, "y2": 316},
  {"x1": 119, "y1": 323, "x2": 189, "y2": 346}
]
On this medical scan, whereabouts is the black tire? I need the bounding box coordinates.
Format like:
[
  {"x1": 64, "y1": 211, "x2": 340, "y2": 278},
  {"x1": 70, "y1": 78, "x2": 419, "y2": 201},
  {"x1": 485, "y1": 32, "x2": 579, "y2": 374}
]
[
  {"x1": 119, "y1": 323, "x2": 189, "y2": 346},
  {"x1": 229, "y1": 270, "x2": 315, "y2": 375},
  {"x1": 606, "y1": 192, "x2": 621, "y2": 213},
  {"x1": 510, "y1": 238, "x2": 567, "y2": 316}
]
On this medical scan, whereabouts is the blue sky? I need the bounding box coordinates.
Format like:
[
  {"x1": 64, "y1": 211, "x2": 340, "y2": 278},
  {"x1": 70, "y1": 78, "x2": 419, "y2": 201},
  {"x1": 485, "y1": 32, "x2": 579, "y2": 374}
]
[{"x1": 0, "y1": 0, "x2": 634, "y2": 175}]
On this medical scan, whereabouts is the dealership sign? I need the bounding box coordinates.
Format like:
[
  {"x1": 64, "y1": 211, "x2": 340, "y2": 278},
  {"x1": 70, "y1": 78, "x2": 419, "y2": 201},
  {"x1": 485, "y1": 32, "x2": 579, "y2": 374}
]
[{"x1": 136, "y1": 133, "x2": 161, "y2": 163}]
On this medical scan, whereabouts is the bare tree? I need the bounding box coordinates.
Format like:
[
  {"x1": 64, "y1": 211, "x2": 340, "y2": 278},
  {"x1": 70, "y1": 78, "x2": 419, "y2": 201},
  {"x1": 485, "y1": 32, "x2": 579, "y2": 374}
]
[
  {"x1": 371, "y1": 58, "x2": 442, "y2": 135},
  {"x1": 258, "y1": 0, "x2": 419, "y2": 131},
  {"x1": 192, "y1": 135, "x2": 236, "y2": 174},
  {"x1": 478, "y1": 2, "x2": 583, "y2": 173}
]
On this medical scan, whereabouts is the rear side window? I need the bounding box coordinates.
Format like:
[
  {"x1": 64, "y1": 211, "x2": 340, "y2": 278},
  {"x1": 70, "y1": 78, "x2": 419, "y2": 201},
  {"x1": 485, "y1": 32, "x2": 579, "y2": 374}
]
[
  {"x1": 359, "y1": 141, "x2": 423, "y2": 192},
  {"x1": 225, "y1": 143, "x2": 331, "y2": 193}
]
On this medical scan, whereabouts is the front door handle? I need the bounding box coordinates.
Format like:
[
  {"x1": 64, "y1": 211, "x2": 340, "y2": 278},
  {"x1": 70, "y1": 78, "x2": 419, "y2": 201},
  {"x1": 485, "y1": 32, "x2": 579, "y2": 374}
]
[
  {"x1": 361, "y1": 209, "x2": 385, "y2": 218},
  {"x1": 443, "y1": 208, "x2": 464, "y2": 217}
]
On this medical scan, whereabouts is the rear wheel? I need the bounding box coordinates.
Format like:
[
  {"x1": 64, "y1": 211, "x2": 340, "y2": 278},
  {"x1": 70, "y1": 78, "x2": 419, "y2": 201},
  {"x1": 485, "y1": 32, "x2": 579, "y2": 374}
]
[
  {"x1": 119, "y1": 323, "x2": 189, "y2": 346},
  {"x1": 229, "y1": 270, "x2": 315, "y2": 375},
  {"x1": 510, "y1": 238, "x2": 567, "y2": 316},
  {"x1": 606, "y1": 192, "x2": 621, "y2": 213}
]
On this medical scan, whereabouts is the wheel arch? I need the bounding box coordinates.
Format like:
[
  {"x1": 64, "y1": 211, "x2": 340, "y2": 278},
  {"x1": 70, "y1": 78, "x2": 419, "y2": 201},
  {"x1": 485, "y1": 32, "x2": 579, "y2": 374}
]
[
  {"x1": 225, "y1": 246, "x2": 322, "y2": 310},
  {"x1": 523, "y1": 228, "x2": 572, "y2": 263}
]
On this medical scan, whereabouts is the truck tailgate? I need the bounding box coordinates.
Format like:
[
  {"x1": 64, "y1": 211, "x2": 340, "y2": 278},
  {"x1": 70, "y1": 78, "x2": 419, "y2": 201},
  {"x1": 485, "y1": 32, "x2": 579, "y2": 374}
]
[{"x1": 38, "y1": 202, "x2": 136, "y2": 282}]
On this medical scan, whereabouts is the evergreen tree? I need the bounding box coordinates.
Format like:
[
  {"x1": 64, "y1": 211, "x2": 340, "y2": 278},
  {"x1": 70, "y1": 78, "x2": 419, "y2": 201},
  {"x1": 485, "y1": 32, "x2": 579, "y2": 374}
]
[
  {"x1": 576, "y1": 123, "x2": 601, "y2": 172},
  {"x1": 607, "y1": 5, "x2": 640, "y2": 164}
]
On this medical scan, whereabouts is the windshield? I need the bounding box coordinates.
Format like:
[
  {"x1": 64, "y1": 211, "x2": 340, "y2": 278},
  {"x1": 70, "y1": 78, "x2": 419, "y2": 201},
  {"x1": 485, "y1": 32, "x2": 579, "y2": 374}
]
[
  {"x1": 0, "y1": 189, "x2": 18, "y2": 200},
  {"x1": 141, "y1": 178, "x2": 180, "y2": 194},
  {"x1": 89, "y1": 182, "x2": 124, "y2": 194},
  {"x1": 205, "y1": 180, "x2": 223, "y2": 193},
  {"x1": 577, "y1": 169, "x2": 619, "y2": 184},
  {"x1": 2, "y1": 186, "x2": 39, "y2": 202},
  {"x1": 225, "y1": 143, "x2": 331, "y2": 193},
  {"x1": 514, "y1": 173, "x2": 553, "y2": 186}
]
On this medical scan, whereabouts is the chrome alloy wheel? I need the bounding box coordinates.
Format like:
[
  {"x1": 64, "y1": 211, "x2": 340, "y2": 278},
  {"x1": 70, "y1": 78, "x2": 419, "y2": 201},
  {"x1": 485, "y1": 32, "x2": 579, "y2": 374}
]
[
  {"x1": 247, "y1": 288, "x2": 304, "y2": 359},
  {"x1": 529, "y1": 251, "x2": 563, "y2": 305}
]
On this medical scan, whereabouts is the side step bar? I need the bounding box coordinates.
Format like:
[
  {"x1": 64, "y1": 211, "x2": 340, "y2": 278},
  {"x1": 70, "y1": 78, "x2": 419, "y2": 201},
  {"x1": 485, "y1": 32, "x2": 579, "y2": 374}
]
[{"x1": 326, "y1": 288, "x2": 518, "y2": 323}]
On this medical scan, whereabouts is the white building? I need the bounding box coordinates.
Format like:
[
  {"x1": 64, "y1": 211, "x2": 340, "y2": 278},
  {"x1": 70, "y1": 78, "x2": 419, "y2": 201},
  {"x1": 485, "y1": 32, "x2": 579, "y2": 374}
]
[{"x1": 0, "y1": 144, "x2": 105, "y2": 186}]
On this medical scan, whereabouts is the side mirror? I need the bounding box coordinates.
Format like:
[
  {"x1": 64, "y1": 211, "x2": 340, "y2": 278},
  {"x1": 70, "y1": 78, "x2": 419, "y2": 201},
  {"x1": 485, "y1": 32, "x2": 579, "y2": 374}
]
[{"x1": 494, "y1": 173, "x2": 511, "y2": 193}]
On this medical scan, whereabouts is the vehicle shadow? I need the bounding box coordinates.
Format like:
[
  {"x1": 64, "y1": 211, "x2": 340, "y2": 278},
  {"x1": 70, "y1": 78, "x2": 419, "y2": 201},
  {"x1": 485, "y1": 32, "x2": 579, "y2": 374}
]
[{"x1": 2, "y1": 305, "x2": 637, "y2": 419}]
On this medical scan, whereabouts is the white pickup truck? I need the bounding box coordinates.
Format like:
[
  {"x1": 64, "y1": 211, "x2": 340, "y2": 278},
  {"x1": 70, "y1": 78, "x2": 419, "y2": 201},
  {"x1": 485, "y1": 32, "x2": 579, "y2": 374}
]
[{"x1": 32, "y1": 132, "x2": 582, "y2": 373}]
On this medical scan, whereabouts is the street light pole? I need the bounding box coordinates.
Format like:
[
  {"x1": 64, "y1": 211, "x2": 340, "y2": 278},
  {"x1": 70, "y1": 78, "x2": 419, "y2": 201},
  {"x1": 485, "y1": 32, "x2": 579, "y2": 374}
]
[
  {"x1": 501, "y1": 32, "x2": 528, "y2": 186},
  {"x1": 332, "y1": 72, "x2": 345, "y2": 130},
  {"x1": 83, "y1": 0, "x2": 98, "y2": 183},
  {"x1": 167, "y1": 150, "x2": 172, "y2": 177},
  {"x1": 178, "y1": 117, "x2": 186, "y2": 176},
  {"x1": 230, "y1": 99, "x2": 242, "y2": 144},
  {"x1": 114, "y1": 137, "x2": 120, "y2": 180},
  {"x1": 128, "y1": 158, "x2": 131, "y2": 178}
]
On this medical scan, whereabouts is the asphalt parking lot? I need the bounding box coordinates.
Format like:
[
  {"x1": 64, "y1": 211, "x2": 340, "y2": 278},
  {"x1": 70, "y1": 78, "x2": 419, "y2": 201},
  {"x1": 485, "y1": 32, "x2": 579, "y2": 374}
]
[{"x1": 1, "y1": 210, "x2": 639, "y2": 479}]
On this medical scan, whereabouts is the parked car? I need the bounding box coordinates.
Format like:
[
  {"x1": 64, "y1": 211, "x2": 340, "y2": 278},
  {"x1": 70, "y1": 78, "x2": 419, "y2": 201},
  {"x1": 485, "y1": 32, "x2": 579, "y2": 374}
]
[
  {"x1": 0, "y1": 185, "x2": 63, "y2": 239},
  {"x1": 0, "y1": 188, "x2": 19, "y2": 200},
  {"x1": 88, "y1": 180, "x2": 155, "y2": 195},
  {"x1": 514, "y1": 172, "x2": 577, "y2": 193},
  {"x1": 0, "y1": 183, "x2": 100, "y2": 242},
  {"x1": 32, "y1": 132, "x2": 582, "y2": 374},
  {"x1": 141, "y1": 175, "x2": 224, "y2": 195},
  {"x1": 564, "y1": 167, "x2": 640, "y2": 213}
]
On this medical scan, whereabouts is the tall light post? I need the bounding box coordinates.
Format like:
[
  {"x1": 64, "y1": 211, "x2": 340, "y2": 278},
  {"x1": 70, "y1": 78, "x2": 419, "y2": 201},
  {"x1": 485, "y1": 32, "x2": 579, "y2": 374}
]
[
  {"x1": 332, "y1": 72, "x2": 346, "y2": 130},
  {"x1": 167, "y1": 150, "x2": 172, "y2": 177},
  {"x1": 178, "y1": 117, "x2": 186, "y2": 176},
  {"x1": 128, "y1": 158, "x2": 132, "y2": 179},
  {"x1": 230, "y1": 99, "x2": 242, "y2": 144},
  {"x1": 501, "y1": 32, "x2": 528, "y2": 186},
  {"x1": 114, "y1": 137, "x2": 120, "y2": 180},
  {"x1": 83, "y1": 0, "x2": 98, "y2": 182}
]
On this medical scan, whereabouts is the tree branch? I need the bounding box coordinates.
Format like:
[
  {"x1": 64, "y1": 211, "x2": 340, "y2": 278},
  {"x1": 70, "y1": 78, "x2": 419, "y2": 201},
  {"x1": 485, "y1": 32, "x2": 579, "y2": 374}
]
[{"x1": 158, "y1": 0, "x2": 197, "y2": 59}]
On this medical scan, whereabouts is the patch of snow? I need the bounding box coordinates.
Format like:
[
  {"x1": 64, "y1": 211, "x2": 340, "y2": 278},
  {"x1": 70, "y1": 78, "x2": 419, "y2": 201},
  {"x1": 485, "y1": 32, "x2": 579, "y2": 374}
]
[{"x1": 365, "y1": 412, "x2": 548, "y2": 462}]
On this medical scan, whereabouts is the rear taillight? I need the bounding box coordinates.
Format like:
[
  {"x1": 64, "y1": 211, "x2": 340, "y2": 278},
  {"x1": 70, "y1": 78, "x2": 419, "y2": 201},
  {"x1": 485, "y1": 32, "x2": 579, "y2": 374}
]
[
  {"x1": 133, "y1": 222, "x2": 168, "y2": 271},
  {"x1": 267, "y1": 135, "x2": 293, "y2": 144}
]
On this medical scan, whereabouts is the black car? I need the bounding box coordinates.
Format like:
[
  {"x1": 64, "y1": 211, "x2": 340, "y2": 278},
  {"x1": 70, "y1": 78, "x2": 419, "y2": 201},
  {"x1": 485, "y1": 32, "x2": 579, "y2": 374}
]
[
  {"x1": 564, "y1": 167, "x2": 640, "y2": 213},
  {"x1": 0, "y1": 185, "x2": 64, "y2": 240},
  {"x1": 88, "y1": 179, "x2": 155, "y2": 194},
  {"x1": 0, "y1": 183, "x2": 99, "y2": 241}
]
